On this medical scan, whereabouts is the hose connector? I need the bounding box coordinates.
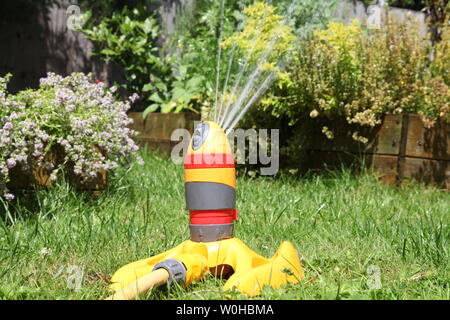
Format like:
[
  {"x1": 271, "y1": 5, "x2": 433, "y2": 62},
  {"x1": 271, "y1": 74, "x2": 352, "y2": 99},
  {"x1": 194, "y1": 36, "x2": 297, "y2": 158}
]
[{"x1": 152, "y1": 259, "x2": 186, "y2": 288}]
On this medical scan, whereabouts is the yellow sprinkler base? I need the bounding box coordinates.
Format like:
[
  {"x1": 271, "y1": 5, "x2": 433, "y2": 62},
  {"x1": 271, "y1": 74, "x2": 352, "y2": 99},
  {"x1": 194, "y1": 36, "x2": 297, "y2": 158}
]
[{"x1": 109, "y1": 237, "x2": 304, "y2": 298}]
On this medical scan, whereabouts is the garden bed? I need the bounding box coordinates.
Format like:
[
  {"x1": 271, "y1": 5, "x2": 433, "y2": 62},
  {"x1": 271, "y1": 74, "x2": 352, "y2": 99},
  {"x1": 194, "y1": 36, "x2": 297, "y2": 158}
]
[{"x1": 306, "y1": 114, "x2": 449, "y2": 189}]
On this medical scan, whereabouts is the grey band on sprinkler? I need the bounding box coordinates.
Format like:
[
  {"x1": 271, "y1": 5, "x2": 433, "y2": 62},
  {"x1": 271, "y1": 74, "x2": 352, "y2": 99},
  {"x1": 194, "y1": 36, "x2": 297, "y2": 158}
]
[
  {"x1": 185, "y1": 182, "x2": 236, "y2": 211},
  {"x1": 153, "y1": 259, "x2": 186, "y2": 288},
  {"x1": 190, "y1": 223, "x2": 234, "y2": 242}
]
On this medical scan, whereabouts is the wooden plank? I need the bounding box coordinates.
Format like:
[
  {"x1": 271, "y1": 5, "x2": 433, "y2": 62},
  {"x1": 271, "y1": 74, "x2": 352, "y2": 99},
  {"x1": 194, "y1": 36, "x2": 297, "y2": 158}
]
[
  {"x1": 128, "y1": 112, "x2": 200, "y2": 141},
  {"x1": 402, "y1": 157, "x2": 450, "y2": 188},
  {"x1": 369, "y1": 114, "x2": 403, "y2": 155},
  {"x1": 137, "y1": 138, "x2": 177, "y2": 154},
  {"x1": 397, "y1": 114, "x2": 410, "y2": 183},
  {"x1": 128, "y1": 112, "x2": 200, "y2": 155},
  {"x1": 305, "y1": 150, "x2": 399, "y2": 184},
  {"x1": 128, "y1": 113, "x2": 145, "y2": 133},
  {"x1": 306, "y1": 150, "x2": 359, "y2": 170},
  {"x1": 303, "y1": 114, "x2": 449, "y2": 188},
  {"x1": 369, "y1": 154, "x2": 399, "y2": 185},
  {"x1": 405, "y1": 114, "x2": 450, "y2": 161}
]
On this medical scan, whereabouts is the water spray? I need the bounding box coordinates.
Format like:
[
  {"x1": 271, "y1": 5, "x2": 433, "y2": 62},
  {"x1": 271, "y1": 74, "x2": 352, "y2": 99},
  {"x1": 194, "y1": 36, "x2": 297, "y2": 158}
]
[{"x1": 106, "y1": 122, "x2": 304, "y2": 300}]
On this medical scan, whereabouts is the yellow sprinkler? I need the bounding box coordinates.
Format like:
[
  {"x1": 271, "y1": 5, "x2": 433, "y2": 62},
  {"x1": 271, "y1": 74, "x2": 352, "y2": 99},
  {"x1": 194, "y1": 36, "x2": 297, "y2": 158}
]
[{"x1": 106, "y1": 122, "x2": 304, "y2": 300}]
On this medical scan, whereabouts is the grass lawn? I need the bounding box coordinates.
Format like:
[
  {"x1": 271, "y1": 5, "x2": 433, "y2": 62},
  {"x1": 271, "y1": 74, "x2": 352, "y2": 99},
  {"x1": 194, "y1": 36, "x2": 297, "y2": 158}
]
[{"x1": 0, "y1": 150, "x2": 448, "y2": 300}]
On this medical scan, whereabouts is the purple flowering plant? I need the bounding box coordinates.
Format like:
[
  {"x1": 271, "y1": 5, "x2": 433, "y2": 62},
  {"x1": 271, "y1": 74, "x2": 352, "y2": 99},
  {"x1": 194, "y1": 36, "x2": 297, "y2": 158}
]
[{"x1": 0, "y1": 72, "x2": 142, "y2": 200}]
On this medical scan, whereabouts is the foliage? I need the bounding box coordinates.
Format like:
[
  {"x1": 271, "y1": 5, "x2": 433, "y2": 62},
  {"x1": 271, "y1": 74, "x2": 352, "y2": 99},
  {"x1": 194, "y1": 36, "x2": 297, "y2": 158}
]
[
  {"x1": 221, "y1": 1, "x2": 296, "y2": 78},
  {"x1": 222, "y1": 2, "x2": 296, "y2": 63},
  {"x1": 165, "y1": 0, "x2": 251, "y2": 118},
  {"x1": 78, "y1": 0, "x2": 337, "y2": 117},
  {"x1": 79, "y1": 6, "x2": 173, "y2": 113},
  {"x1": 0, "y1": 72, "x2": 141, "y2": 200},
  {"x1": 420, "y1": 16, "x2": 450, "y2": 125},
  {"x1": 277, "y1": 0, "x2": 340, "y2": 37},
  {"x1": 167, "y1": 0, "x2": 337, "y2": 119},
  {"x1": 143, "y1": 68, "x2": 205, "y2": 117},
  {"x1": 263, "y1": 17, "x2": 450, "y2": 142},
  {"x1": 80, "y1": 4, "x2": 213, "y2": 115},
  {"x1": 78, "y1": 0, "x2": 162, "y2": 26}
]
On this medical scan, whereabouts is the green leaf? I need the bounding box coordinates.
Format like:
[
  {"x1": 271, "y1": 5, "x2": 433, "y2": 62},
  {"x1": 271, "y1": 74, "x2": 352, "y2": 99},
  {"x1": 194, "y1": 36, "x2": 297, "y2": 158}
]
[
  {"x1": 186, "y1": 76, "x2": 204, "y2": 91},
  {"x1": 179, "y1": 65, "x2": 188, "y2": 77},
  {"x1": 161, "y1": 101, "x2": 177, "y2": 113},
  {"x1": 100, "y1": 49, "x2": 119, "y2": 56},
  {"x1": 155, "y1": 82, "x2": 168, "y2": 92},
  {"x1": 172, "y1": 87, "x2": 189, "y2": 102},
  {"x1": 175, "y1": 103, "x2": 186, "y2": 113},
  {"x1": 142, "y1": 83, "x2": 154, "y2": 92},
  {"x1": 149, "y1": 92, "x2": 164, "y2": 103},
  {"x1": 143, "y1": 104, "x2": 160, "y2": 119}
]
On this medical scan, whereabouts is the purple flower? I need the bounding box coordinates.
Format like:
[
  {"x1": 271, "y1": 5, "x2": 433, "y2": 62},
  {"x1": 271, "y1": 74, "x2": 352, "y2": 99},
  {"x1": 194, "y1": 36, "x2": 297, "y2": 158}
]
[
  {"x1": 6, "y1": 158, "x2": 16, "y2": 169},
  {"x1": 1, "y1": 136, "x2": 11, "y2": 145},
  {"x1": 4, "y1": 193, "x2": 14, "y2": 201},
  {"x1": 65, "y1": 104, "x2": 76, "y2": 112},
  {"x1": 3, "y1": 122, "x2": 13, "y2": 130},
  {"x1": 129, "y1": 93, "x2": 139, "y2": 103},
  {"x1": 60, "y1": 139, "x2": 70, "y2": 147}
]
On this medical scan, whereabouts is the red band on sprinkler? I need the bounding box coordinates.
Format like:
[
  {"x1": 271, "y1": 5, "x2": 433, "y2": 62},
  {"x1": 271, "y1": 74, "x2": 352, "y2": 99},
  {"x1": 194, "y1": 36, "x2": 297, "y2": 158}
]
[
  {"x1": 184, "y1": 153, "x2": 235, "y2": 169},
  {"x1": 190, "y1": 209, "x2": 238, "y2": 225}
]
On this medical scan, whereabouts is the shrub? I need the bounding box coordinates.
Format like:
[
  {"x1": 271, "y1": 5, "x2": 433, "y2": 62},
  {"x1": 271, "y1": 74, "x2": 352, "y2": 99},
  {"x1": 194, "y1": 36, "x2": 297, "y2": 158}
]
[
  {"x1": 264, "y1": 17, "x2": 450, "y2": 142},
  {"x1": 78, "y1": 0, "x2": 338, "y2": 118},
  {"x1": 222, "y1": 1, "x2": 296, "y2": 67},
  {"x1": 79, "y1": 6, "x2": 173, "y2": 113},
  {"x1": 0, "y1": 72, "x2": 142, "y2": 200},
  {"x1": 161, "y1": 0, "x2": 337, "y2": 119}
]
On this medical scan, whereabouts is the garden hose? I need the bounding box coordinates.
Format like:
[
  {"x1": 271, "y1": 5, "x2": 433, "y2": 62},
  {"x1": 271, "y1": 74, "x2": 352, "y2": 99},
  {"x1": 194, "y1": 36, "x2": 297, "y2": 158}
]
[{"x1": 105, "y1": 268, "x2": 170, "y2": 300}]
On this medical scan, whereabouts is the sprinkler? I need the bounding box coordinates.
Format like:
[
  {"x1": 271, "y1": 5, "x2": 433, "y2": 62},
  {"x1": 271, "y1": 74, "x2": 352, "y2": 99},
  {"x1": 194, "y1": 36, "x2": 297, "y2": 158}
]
[{"x1": 106, "y1": 122, "x2": 304, "y2": 300}]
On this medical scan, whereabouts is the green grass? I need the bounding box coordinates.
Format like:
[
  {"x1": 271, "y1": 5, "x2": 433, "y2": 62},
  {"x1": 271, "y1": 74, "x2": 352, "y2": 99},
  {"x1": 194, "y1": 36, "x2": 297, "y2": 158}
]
[{"x1": 0, "y1": 150, "x2": 448, "y2": 300}]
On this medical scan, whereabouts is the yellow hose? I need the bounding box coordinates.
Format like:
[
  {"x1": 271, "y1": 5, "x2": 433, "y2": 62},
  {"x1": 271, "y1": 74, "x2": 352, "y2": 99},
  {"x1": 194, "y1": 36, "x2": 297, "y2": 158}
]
[{"x1": 105, "y1": 268, "x2": 170, "y2": 300}]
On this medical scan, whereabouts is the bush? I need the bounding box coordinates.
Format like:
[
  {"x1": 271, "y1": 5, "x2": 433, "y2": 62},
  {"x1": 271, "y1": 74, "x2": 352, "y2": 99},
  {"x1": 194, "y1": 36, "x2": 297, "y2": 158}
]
[
  {"x1": 79, "y1": 6, "x2": 173, "y2": 113},
  {"x1": 263, "y1": 17, "x2": 450, "y2": 142},
  {"x1": 78, "y1": 0, "x2": 338, "y2": 118},
  {"x1": 0, "y1": 72, "x2": 142, "y2": 200}
]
